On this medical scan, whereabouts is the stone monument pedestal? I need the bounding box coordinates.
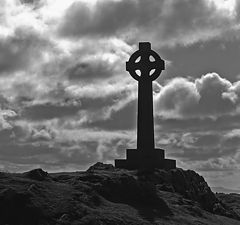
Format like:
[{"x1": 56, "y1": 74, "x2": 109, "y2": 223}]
[{"x1": 115, "y1": 149, "x2": 176, "y2": 170}]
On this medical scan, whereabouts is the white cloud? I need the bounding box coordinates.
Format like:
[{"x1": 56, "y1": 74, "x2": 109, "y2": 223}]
[
  {"x1": 155, "y1": 77, "x2": 200, "y2": 118},
  {"x1": 208, "y1": 0, "x2": 236, "y2": 15},
  {"x1": 155, "y1": 73, "x2": 240, "y2": 119},
  {"x1": 0, "y1": 109, "x2": 17, "y2": 130}
]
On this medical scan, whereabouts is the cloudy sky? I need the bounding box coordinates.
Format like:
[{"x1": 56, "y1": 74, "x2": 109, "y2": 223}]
[{"x1": 1, "y1": 0, "x2": 240, "y2": 190}]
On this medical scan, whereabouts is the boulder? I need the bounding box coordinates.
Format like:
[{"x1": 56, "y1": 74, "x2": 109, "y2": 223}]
[{"x1": 24, "y1": 168, "x2": 50, "y2": 181}]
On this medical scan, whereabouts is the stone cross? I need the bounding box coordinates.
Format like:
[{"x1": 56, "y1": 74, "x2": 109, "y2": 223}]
[
  {"x1": 126, "y1": 42, "x2": 164, "y2": 155},
  {"x1": 115, "y1": 42, "x2": 176, "y2": 170}
]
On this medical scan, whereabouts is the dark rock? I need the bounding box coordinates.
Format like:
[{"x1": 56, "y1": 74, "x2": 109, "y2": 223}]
[
  {"x1": 137, "y1": 168, "x2": 219, "y2": 212},
  {"x1": 184, "y1": 205, "x2": 203, "y2": 217},
  {"x1": 24, "y1": 168, "x2": 50, "y2": 181},
  {"x1": 85, "y1": 170, "x2": 173, "y2": 218},
  {"x1": 0, "y1": 188, "x2": 42, "y2": 225},
  {"x1": 28, "y1": 183, "x2": 38, "y2": 192},
  {"x1": 216, "y1": 193, "x2": 240, "y2": 220},
  {"x1": 58, "y1": 213, "x2": 71, "y2": 224},
  {"x1": 157, "y1": 183, "x2": 175, "y2": 192},
  {"x1": 87, "y1": 162, "x2": 115, "y2": 172},
  {"x1": 0, "y1": 163, "x2": 239, "y2": 224},
  {"x1": 170, "y1": 169, "x2": 218, "y2": 212},
  {"x1": 213, "y1": 203, "x2": 227, "y2": 215}
]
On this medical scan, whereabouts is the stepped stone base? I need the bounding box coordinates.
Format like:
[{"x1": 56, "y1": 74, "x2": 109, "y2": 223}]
[{"x1": 115, "y1": 148, "x2": 176, "y2": 170}]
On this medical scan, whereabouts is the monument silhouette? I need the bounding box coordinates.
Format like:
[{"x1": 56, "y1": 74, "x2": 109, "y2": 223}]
[{"x1": 115, "y1": 42, "x2": 176, "y2": 170}]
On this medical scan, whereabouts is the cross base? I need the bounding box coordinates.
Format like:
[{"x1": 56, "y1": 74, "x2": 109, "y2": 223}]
[{"x1": 115, "y1": 148, "x2": 176, "y2": 170}]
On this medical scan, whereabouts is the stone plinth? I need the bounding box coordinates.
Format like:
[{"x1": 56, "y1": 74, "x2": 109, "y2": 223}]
[{"x1": 115, "y1": 149, "x2": 176, "y2": 170}]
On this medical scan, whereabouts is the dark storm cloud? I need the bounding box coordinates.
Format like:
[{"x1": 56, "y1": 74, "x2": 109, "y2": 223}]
[
  {"x1": 0, "y1": 95, "x2": 10, "y2": 109},
  {"x1": 0, "y1": 122, "x2": 45, "y2": 144},
  {"x1": 20, "y1": 0, "x2": 35, "y2": 4},
  {"x1": 19, "y1": 0, "x2": 43, "y2": 7},
  {"x1": 79, "y1": 84, "x2": 135, "y2": 109},
  {"x1": 0, "y1": 27, "x2": 49, "y2": 74},
  {"x1": 196, "y1": 157, "x2": 239, "y2": 172},
  {"x1": 166, "y1": 131, "x2": 238, "y2": 161},
  {"x1": 0, "y1": 129, "x2": 15, "y2": 143},
  {"x1": 80, "y1": 97, "x2": 117, "y2": 110},
  {"x1": 58, "y1": 0, "x2": 233, "y2": 46},
  {"x1": 21, "y1": 102, "x2": 82, "y2": 120},
  {"x1": 0, "y1": 143, "x2": 53, "y2": 160},
  {"x1": 0, "y1": 122, "x2": 96, "y2": 169},
  {"x1": 65, "y1": 58, "x2": 115, "y2": 81},
  {"x1": 0, "y1": 123, "x2": 130, "y2": 171},
  {"x1": 236, "y1": 0, "x2": 240, "y2": 20},
  {"x1": 189, "y1": 133, "x2": 221, "y2": 147},
  {"x1": 171, "y1": 146, "x2": 235, "y2": 161},
  {"x1": 84, "y1": 99, "x2": 137, "y2": 130},
  {"x1": 20, "y1": 81, "x2": 135, "y2": 121},
  {"x1": 160, "y1": 39, "x2": 240, "y2": 81},
  {"x1": 154, "y1": 127, "x2": 240, "y2": 172},
  {"x1": 58, "y1": 0, "x2": 155, "y2": 37},
  {"x1": 223, "y1": 134, "x2": 240, "y2": 147},
  {"x1": 155, "y1": 114, "x2": 240, "y2": 134}
]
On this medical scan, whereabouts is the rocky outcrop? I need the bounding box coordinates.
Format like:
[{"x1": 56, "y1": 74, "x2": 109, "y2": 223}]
[
  {"x1": 23, "y1": 168, "x2": 51, "y2": 181},
  {"x1": 216, "y1": 193, "x2": 240, "y2": 219},
  {"x1": 85, "y1": 163, "x2": 240, "y2": 220},
  {"x1": 0, "y1": 163, "x2": 239, "y2": 225},
  {"x1": 136, "y1": 168, "x2": 218, "y2": 211}
]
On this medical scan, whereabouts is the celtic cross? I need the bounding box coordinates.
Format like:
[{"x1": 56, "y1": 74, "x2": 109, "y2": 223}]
[
  {"x1": 126, "y1": 42, "x2": 165, "y2": 155},
  {"x1": 115, "y1": 42, "x2": 176, "y2": 170}
]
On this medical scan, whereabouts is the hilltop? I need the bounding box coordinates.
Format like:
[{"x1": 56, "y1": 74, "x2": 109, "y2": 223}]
[{"x1": 0, "y1": 162, "x2": 240, "y2": 225}]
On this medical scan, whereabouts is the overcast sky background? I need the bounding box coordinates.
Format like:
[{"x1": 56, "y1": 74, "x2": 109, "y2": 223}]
[{"x1": 1, "y1": 0, "x2": 240, "y2": 191}]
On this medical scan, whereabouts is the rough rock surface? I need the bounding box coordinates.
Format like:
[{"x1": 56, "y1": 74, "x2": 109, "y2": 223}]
[
  {"x1": 23, "y1": 168, "x2": 51, "y2": 181},
  {"x1": 0, "y1": 162, "x2": 240, "y2": 225}
]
